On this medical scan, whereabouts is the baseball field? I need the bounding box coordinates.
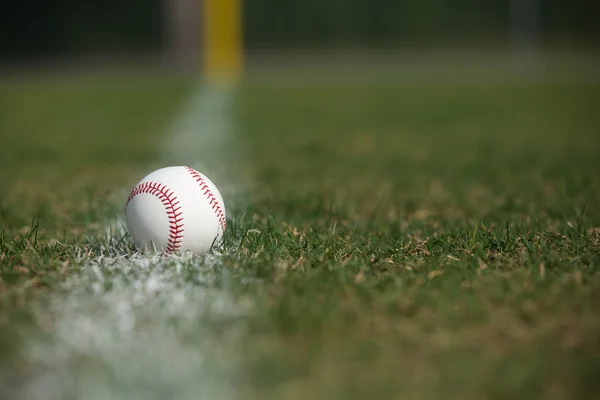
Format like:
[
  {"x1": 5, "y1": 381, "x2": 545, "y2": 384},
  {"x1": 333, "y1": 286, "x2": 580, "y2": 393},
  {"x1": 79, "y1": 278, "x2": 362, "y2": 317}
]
[{"x1": 1, "y1": 56, "x2": 599, "y2": 399}]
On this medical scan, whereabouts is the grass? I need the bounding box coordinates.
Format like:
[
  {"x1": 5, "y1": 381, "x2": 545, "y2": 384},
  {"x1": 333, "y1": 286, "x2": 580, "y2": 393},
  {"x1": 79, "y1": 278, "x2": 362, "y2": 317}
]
[{"x1": 1, "y1": 59, "x2": 600, "y2": 399}]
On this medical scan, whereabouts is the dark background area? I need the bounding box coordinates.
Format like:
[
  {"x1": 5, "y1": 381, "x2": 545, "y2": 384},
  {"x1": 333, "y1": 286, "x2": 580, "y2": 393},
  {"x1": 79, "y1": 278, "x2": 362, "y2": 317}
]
[{"x1": 1, "y1": 0, "x2": 598, "y2": 60}]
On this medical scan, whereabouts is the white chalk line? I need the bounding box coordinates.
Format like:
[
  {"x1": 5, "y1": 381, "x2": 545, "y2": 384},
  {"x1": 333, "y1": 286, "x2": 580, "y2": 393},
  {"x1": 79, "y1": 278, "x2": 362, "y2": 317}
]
[{"x1": 11, "y1": 82, "x2": 248, "y2": 400}]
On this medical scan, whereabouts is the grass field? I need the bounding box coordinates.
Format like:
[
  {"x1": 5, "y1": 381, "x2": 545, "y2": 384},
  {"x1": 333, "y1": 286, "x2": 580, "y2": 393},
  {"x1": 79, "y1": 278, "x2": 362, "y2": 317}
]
[{"x1": 1, "y1": 58, "x2": 600, "y2": 399}]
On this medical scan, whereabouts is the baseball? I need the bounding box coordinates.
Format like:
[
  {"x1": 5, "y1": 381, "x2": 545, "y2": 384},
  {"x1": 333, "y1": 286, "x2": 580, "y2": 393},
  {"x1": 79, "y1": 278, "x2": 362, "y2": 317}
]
[{"x1": 125, "y1": 166, "x2": 227, "y2": 255}]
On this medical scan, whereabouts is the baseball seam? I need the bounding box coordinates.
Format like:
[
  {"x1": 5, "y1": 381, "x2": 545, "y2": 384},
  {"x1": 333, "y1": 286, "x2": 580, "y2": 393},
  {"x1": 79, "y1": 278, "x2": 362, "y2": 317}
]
[
  {"x1": 126, "y1": 182, "x2": 183, "y2": 254},
  {"x1": 184, "y1": 166, "x2": 227, "y2": 231}
]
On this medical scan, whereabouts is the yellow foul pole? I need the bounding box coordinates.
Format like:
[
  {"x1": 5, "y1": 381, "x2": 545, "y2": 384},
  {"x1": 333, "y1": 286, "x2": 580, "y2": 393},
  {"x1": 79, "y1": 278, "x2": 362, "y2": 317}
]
[{"x1": 202, "y1": 0, "x2": 243, "y2": 84}]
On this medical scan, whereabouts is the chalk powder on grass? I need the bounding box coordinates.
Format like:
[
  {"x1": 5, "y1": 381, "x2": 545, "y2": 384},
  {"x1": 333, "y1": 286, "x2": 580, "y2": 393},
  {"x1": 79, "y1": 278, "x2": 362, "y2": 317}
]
[{"x1": 15, "y1": 84, "x2": 249, "y2": 400}]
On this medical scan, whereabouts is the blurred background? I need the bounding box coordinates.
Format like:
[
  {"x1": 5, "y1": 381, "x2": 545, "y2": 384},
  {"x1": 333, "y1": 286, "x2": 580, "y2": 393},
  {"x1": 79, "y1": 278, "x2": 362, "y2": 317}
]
[{"x1": 1, "y1": 0, "x2": 598, "y2": 75}]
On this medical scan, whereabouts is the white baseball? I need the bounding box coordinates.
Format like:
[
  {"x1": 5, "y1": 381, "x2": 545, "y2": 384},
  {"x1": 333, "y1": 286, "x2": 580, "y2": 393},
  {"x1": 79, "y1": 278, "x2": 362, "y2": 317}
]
[{"x1": 125, "y1": 166, "x2": 226, "y2": 255}]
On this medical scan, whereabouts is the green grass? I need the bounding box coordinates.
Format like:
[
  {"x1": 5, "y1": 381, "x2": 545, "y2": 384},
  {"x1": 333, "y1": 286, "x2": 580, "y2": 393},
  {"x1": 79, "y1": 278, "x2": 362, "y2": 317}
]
[{"x1": 1, "y1": 63, "x2": 600, "y2": 399}]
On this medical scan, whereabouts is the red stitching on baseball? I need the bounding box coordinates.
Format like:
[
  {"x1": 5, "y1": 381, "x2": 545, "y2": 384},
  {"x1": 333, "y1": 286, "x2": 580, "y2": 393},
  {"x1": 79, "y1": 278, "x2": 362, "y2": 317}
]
[
  {"x1": 126, "y1": 182, "x2": 184, "y2": 254},
  {"x1": 184, "y1": 167, "x2": 227, "y2": 231}
]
